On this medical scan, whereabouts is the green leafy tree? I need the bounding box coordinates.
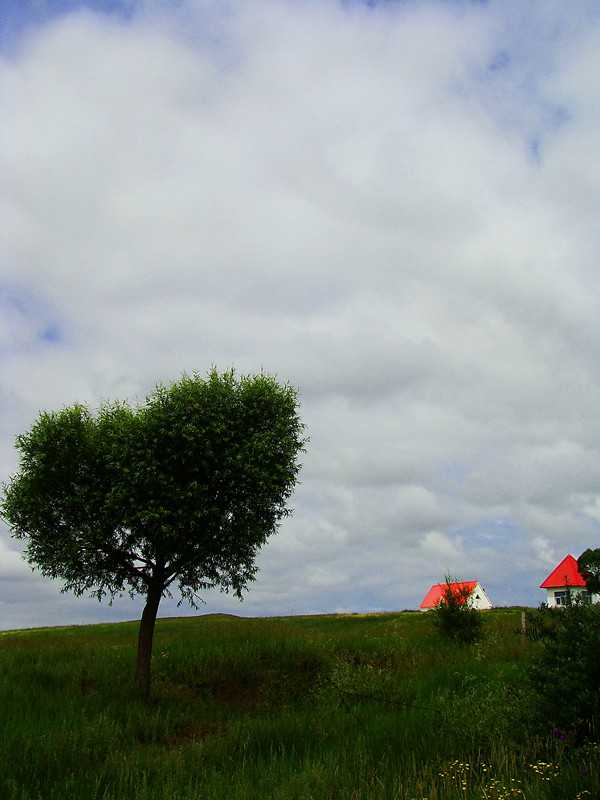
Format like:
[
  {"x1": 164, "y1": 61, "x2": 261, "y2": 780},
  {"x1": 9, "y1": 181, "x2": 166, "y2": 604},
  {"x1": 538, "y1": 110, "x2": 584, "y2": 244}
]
[
  {"x1": 1, "y1": 369, "x2": 307, "y2": 696},
  {"x1": 431, "y1": 575, "x2": 485, "y2": 646},
  {"x1": 578, "y1": 548, "x2": 600, "y2": 596}
]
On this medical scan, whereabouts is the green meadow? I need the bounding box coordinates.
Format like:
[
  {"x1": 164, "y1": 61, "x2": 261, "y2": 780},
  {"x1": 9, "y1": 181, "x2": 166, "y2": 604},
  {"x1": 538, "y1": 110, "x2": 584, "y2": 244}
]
[{"x1": 0, "y1": 609, "x2": 597, "y2": 799}]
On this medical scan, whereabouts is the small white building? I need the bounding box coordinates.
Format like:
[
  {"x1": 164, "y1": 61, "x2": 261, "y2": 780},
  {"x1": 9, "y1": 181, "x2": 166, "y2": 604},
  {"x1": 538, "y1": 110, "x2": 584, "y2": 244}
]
[
  {"x1": 419, "y1": 580, "x2": 492, "y2": 612},
  {"x1": 540, "y1": 554, "x2": 599, "y2": 607}
]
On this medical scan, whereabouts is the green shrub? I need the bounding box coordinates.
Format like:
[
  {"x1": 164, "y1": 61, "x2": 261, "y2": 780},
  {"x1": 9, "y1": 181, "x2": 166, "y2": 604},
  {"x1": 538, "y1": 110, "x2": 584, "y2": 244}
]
[
  {"x1": 431, "y1": 577, "x2": 485, "y2": 646},
  {"x1": 527, "y1": 598, "x2": 600, "y2": 740}
]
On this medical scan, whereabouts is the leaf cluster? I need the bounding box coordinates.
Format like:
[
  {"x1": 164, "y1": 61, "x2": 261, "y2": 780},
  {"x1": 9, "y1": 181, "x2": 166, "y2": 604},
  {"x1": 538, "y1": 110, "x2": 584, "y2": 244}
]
[{"x1": 578, "y1": 548, "x2": 600, "y2": 595}]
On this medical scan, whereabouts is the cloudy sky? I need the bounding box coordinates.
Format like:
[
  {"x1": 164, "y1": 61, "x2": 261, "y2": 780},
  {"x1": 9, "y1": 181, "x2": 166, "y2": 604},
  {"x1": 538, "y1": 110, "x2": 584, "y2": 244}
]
[{"x1": 2, "y1": 0, "x2": 600, "y2": 630}]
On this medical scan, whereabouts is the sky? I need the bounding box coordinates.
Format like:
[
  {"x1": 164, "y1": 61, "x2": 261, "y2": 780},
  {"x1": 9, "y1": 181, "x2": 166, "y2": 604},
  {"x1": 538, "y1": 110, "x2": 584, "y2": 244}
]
[{"x1": 2, "y1": 0, "x2": 600, "y2": 630}]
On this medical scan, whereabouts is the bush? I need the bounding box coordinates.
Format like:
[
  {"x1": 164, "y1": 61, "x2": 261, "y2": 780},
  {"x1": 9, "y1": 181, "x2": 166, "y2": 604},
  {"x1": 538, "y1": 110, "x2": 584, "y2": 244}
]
[
  {"x1": 431, "y1": 578, "x2": 485, "y2": 646},
  {"x1": 527, "y1": 598, "x2": 600, "y2": 740}
]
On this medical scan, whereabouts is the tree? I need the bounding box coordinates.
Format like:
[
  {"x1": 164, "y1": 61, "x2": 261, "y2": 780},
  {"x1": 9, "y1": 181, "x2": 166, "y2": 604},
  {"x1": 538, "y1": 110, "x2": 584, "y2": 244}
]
[
  {"x1": 431, "y1": 575, "x2": 485, "y2": 645},
  {"x1": 1, "y1": 368, "x2": 307, "y2": 696},
  {"x1": 578, "y1": 548, "x2": 600, "y2": 596}
]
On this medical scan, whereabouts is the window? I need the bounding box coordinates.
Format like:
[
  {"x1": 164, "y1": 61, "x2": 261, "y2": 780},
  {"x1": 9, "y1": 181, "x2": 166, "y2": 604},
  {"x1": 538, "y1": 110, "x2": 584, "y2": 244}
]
[{"x1": 554, "y1": 590, "x2": 592, "y2": 606}]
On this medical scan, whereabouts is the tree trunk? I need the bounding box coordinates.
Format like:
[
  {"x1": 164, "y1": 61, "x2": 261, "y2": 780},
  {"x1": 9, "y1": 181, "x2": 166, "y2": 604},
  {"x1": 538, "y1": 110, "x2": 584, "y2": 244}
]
[{"x1": 135, "y1": 578, "x2": 163, "y2": 697}]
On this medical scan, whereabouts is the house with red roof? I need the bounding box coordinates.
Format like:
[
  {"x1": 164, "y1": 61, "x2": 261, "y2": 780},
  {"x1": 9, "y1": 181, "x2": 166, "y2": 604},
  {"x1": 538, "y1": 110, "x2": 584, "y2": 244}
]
[
  {"x1": 540, "y1": 554, "x2": 599, "y2": 607},
  {"x1": 419, "y1": 580, "x2": 492, "y2": 612}
]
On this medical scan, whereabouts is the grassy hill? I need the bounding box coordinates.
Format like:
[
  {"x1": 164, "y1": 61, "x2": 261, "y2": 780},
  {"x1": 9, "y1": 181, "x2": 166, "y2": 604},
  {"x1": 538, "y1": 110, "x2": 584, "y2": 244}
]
[{"x1": 0, "y1": 608, "x2": 597, "y2": 799}]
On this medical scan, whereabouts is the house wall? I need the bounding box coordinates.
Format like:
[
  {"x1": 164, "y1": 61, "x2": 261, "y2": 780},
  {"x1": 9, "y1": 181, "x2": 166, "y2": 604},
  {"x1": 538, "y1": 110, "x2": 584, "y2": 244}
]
[
  {"x1": 545, "y1": 587, "x2": 600, "y2": 608},
  {"x1": 468, "y1": 583, "x2": 492, "y2": 610}
]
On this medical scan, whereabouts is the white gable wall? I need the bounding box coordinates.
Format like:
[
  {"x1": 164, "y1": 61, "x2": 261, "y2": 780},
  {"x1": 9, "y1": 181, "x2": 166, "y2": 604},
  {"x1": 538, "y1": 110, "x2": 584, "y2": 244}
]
[{"x1": 468, "y1": 582, "x2": 492, "y2": 610}]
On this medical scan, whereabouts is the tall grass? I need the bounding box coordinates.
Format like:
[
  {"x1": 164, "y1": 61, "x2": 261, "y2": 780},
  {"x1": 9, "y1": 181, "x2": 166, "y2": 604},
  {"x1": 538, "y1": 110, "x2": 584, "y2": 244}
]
[{"x1": 0, "y1": 609, "x2": 597, "y2": 799}]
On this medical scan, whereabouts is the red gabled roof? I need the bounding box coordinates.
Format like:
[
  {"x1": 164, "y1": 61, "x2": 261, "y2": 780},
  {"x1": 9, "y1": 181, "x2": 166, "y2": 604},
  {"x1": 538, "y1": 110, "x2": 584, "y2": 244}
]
[
  {"x1": 540, "y1": 554, "x2": 586, "y2": 589},
  {"x1": 420, "y1": 581, "x2": 478, "y2": 609}
]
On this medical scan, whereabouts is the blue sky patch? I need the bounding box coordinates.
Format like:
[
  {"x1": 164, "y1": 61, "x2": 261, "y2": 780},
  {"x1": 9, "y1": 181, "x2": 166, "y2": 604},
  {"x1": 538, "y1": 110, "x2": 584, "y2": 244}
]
[
  {"x1": 0, "y1": 0, "x2": 138, "y2": 55},
  {"x1": 1, "y1": 283, "x2": 63, "y2": 348}
]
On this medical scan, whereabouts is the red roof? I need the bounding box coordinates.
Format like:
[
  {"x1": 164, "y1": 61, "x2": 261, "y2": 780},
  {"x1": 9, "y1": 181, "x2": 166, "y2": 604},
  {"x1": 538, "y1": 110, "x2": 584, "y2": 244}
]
[
  {"x1": 420, "y1": 581, "x2": 478, "y2": 609},
  {"x1": 540, "y1": 554, "x2": 586, "y2": 589}
]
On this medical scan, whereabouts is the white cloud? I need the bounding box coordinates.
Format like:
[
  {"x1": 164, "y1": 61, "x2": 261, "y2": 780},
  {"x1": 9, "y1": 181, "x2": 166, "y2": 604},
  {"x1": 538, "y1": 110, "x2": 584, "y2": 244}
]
[
  {"x1": 2, "y1": 0, "x2": 600, "y2": 628},
  {"x1": 421, "y1": 531, "x2": 465, "y2": 563},
  {"x1": 532, "y1": 536, "x2": 556, "y2": 570}
]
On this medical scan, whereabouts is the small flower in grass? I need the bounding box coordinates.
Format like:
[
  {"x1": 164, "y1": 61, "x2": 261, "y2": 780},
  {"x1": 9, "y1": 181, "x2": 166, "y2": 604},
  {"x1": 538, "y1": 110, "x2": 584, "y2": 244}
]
[{"x1": 553, "y1": 727, "x2": 567, "y2": 740}]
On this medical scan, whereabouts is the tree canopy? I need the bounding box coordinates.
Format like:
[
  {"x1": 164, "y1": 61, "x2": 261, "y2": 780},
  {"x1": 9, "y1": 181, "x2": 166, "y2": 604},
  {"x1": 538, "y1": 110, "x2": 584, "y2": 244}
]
[
  {"x1": 578, "y1": 548, "x2": 600, "y2": 596},
  {"x1": 1, "y1": 368, "x2": 307, "y2": 694}
]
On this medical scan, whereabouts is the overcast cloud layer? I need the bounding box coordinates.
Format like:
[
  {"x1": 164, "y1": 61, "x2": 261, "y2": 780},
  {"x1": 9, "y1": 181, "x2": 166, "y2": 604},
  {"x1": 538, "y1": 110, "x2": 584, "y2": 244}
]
[{"x1": 2, "y1": 0, "x2": 600, "y2": 630}]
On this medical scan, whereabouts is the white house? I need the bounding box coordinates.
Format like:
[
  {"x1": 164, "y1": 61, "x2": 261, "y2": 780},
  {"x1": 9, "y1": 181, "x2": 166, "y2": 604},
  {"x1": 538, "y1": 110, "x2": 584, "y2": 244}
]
[
  {"x1": 540, "y1": 554, "x2": 599, "y2": 607},
  {"x1": 419, "y1": 580, "x2": 492, "y2": 612}
]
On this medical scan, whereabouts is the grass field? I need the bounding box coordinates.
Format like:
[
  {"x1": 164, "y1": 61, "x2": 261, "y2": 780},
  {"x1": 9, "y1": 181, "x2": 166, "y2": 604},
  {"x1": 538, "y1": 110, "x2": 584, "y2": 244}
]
[{"x1": 0, "y1": 608, "x2": 597, "y2": 799}]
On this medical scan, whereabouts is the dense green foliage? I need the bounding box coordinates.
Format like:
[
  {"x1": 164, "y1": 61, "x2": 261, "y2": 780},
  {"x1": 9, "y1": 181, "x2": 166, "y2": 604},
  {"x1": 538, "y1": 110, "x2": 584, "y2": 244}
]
[
  {"x1": 1, "y1": 369, "x2": 306, "y2": 694},
  {"x1": 0, "y1": 609, "x2": 598, "y2": 800},
  {"x1": 527, "y1": 599, "x2": 600, "y2": 741},
  {"x1": 578, "y1": 548, "x2": 600, "y2": 595},
  {"x1": 430, "y1": 578, "x2": 485, "y2": 645}
]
